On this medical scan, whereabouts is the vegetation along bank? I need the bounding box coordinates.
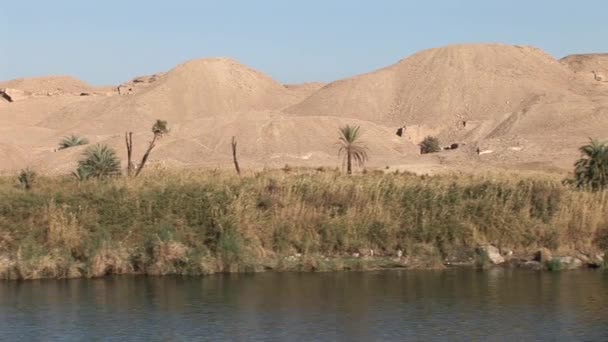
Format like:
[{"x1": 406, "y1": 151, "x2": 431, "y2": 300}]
[{"x1": 0, "y1": 169, "x2": 607, "y2": 280}]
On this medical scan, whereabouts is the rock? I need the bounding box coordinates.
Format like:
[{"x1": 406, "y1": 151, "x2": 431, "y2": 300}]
[
  {"x1": 520, "y1": 260, "x2": 543, "y2": 270},
  {"x1": 117, "y1": 85, "x2": 133, "y2": 95},
  {"x1": 576, "y1": 253, "x2": 590, "y2": 263},
  {"x1": 0, "y1": 88, "x2": 32, "y2": 102},
  {"x1": 534, "y1": 248, "x2": 552, "y2": 263},
  {"x1": 500, "y1": 248, "x2": 514, "y2": 259},
  {"x1": 593, "y1": 71, "x2": 606, "y2": 82},
  {"x1": 552, "y1": 256, "x2": 584, "y2": 270},
  {"x1": 477, "y1": 245, "x2": 505, "y2": 265},
  {"x1": 586, "y1": 254, "x2": 604, "y2": 268}
]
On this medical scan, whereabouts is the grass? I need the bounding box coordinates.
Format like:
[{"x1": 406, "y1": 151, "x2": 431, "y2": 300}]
[{"x1": 0, "y1": 169, "x2": 606, "y2": 279}]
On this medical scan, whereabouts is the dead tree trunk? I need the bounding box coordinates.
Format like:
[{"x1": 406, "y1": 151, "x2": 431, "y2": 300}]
[
  {"x1": 134, "y1": 134, "x2": 158, "y2": 177},
  {"x1": 125, "y1": 132, "x2": 134, "y2": 176},
  {"x1": 231, "y1": 136, "x2": 241, "y2": 176}
]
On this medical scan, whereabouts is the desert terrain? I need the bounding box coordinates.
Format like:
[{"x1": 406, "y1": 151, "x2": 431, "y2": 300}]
[{"x1": 1, "y1": 43, "x2": 607, "y2": 175}]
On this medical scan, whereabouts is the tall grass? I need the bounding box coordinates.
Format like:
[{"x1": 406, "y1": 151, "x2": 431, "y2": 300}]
[{"x1": 0, "y1": 169, "x2": 606, "y2": 279}]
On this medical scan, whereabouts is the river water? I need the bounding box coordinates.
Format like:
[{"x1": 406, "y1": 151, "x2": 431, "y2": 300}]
[{"x1": 0, "y1": 269, "x2": 607, "y2": 341}]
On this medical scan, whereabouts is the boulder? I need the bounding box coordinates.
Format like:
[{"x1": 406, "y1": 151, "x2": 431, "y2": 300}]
[
  {"x1": 477, "y1": 245, "x2": 505, "y2": 265},
  {"x1": 534, "y1": 247, "x2": 553, "y2": 263}
]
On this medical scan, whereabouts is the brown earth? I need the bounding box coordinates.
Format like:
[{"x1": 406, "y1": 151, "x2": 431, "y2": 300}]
[{"x1": 1, "y1": 44, "x2": 607, "y2": 175}]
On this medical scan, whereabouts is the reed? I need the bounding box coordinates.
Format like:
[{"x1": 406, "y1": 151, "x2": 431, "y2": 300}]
[{"x1": 0, "y1": 169, "x2": 606, "y2": 279}]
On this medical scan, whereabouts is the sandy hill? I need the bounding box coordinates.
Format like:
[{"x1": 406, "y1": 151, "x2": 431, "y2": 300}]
[
  {"x1": 36, "y1": 58, "x2": 313, "y2": 135},
  {"x1": 287, "y1": 44, "x2": 581, "y2": 127},
  {"x1": 0, "y1": 58, "x2": 414, "y2": 173},
  {"x1": 134, "y1": 58, "x2": 299, "y2": 115},
  {"x1": 0, "y1": 76, "x2": 95, "y2": 94},
  {"x1": 561, "y1": 53, "x2": 608, "y2": 82},
  {"x1": 1, "y1": 44, "x2": 608, "y2": 175}
]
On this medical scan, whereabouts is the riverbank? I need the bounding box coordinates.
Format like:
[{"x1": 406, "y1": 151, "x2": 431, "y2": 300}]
[{"x1": 0, "y1": 169, "x2": 606, "y2": 280}]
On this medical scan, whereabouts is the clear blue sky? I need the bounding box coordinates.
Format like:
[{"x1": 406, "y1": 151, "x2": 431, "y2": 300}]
[{"x1": 2, "y1": 0, "x2": 607, "y2": 86}]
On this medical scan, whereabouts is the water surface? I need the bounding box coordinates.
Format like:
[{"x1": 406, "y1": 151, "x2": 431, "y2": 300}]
[{"x1": 1, "y1": 269, "x2": 607, "y2": 341}]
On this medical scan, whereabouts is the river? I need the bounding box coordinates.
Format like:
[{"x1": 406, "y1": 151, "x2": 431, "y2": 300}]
[{"x1": 0, "y1": 269, "x2": 607, "y2": 341}]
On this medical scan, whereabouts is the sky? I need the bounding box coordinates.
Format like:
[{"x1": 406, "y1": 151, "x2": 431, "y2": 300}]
[{"x1": 1, "y1": 0, "x2": 607, "y2": 86}]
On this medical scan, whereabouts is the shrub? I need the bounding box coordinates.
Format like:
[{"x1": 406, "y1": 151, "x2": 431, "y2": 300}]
[
  {"x1": 75, "y1": 144, "x2": 121, "y2": 179},
  {"x1": 547, "y1": 259, "x2": 564, "y2": 272},
  {"x1": 420, "y1": 136, "x2": 441, "y2": 154},
  {"x1": 58, "y1": 134, "x2": 89, "y2": 150},
  {"x1": 17, "y1": 168, "x2": 36, "y2": 190}
]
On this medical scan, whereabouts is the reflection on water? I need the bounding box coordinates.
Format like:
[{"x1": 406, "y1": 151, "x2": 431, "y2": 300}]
[{"x1": 0, "y1": 269, "x2": 607, "y2": 341}]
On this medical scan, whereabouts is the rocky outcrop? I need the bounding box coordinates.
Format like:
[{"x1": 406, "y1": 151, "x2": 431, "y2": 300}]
[
  {"x1": 0, "y1": 88, "x2": 32, "y2": 102},
  {"x1": 117, "y1": 73, "x2": 164, "y2": 95}
]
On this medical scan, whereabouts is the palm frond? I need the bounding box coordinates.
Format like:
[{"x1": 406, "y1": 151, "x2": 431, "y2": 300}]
[
  {"x1": 337, "y1": 125, "x2": 369, "y2": 174},
  {"x1": 58, "y1": 134, "x2": 89, "y2": 150},
  {"x1": 152, "y1": 120, "x2": 169, "y2": 137},
  {"x1": 574, "y1": 138, "x2": 608, "y2": 191},
  {"x1": 76, "y1": 144, "x2": 121, "y2": 179}
]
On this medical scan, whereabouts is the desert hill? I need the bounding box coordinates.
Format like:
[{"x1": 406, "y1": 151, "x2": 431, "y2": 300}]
[
  {"x1": 561, "y1": 53, "x2": 608, "y2": 83},
  {"x1": 0, "y1": 76, "x2": 95, "y2": 95},
  {"x1": 1, "y1": 43, "x2": 608, "y2": 175},
  {"x1": 287, "y1": 44, "x2": 582, "y2": 126},
  {"x1": 33, "y1": 58, "x2": 319, "y2": 135}
]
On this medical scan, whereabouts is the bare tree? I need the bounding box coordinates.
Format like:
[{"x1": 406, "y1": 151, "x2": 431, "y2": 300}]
[
  {"x1": 135, "y1": 120, "x2": 169, "y2": 177},
  {"x1": 125, "y1": 132, "x2": 134, "y2": 176},
  {"x1": 231, "y1": 136, "x2": 241, "y2": 176}
]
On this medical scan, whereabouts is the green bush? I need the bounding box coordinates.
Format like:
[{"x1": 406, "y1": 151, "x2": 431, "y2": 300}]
[{"x1": 547, "y1": 259, "x2": 564, "y2": 272}]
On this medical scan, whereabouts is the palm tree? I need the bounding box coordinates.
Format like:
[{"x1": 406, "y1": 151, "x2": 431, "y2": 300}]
[
  {"x1": 574, "y1": 138, "x2": 608, "y2": 190},
  {"x1": 75, "y1": 144, "x2": 121, "y2": 179},
  {"x1": 338, "y1": 125, "x2": 369, "y2": 174},
  {"x1": 58, "y1": 134, "x2": 89, "y2": 150},
  {"x1": 134, "y1": 119, "x2": 169, "y2": 177}
]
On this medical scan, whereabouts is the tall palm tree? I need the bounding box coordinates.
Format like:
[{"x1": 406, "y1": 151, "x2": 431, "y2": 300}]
[
  {"x1": 75, "y1": 144, "x2": 121, "y2": 179},
  {"x1": 574, "y1": 138, "x2": 608, "y2": 190},
  {"x1": 338, "y1": 125, "x2": 369, "y2": 174}
]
